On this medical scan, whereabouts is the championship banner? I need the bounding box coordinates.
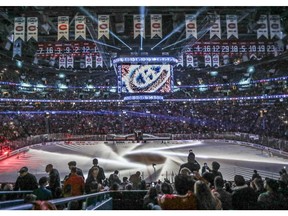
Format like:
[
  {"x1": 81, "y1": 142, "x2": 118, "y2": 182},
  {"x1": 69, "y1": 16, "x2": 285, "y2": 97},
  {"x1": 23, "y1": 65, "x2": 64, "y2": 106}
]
[
  {"x1": 75, "y1": 16, "x2": 86, "y2": 40},
  {"x1": 151, "y1": 14, "x2": 162, "y2": 38},
  {"x1": 269, "y1": 15, "x2": 282, "y2": 39},
  {"x1": 58, "y1": 16, "x2": 69, "y2": 40},
  {"x1": 85, "y1": 54, "x2": 93, "y2": 68},
  {"x1": 186, "y1": 54, "x2": 193, "y2": 67},
  {"x1": 210, "y1": 15, "x2": 221, "y2": 39},
  {"x1": 177, "y1": 53, "x2": 183, "y2": 67},
  {"x1": 14, "y1": 17, "x2": 25, "y2": 42},
  {"x1": 98, "y1": 15, "x2": 109, "y2": 39},
  {"x1": 257, "y1": 15, "x2": 268, "y2": 39},
  {"x1": 59, "y1": 55, "x2": 66, "y2": 69},
  {"x1": 205, "y1": 54, "x2": 212, "y2": 67},
  {"x1": 226, "y1": 15, "x2": 238, "y2": 39},
  {"x1": 186, "y1": 15, "x2": 197, "y2": 39},
  {"x1": 13, "y1": 39, "x2": 22, "y2": 58},
  {"x1": 212, "y1": 54, "x2": 220, "y2": 67},
  {"x1": 66, "y1": 55, "x2": 74, "y2": 68},
  {"x1": 134, "y1": 15, "x2": 145, "y2": 39},
  {"x1": 27, "y1": 17, "x2": 38, "y2": 41},
  {"x1": 96, "y1": 54, "x2": 103, "y2": 68}
]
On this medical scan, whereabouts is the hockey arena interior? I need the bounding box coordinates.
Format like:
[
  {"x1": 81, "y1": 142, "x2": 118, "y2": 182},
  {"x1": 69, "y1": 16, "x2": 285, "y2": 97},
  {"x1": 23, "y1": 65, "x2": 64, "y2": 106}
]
[{"x1": 0, "y1": 5, "x2": 288, "y2": 211}]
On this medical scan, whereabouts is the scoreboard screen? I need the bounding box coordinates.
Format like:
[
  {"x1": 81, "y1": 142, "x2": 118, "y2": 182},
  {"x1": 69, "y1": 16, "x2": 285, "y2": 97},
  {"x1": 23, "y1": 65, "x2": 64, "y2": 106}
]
[{"x1": 120, "y1": 64, "x2": 172, "y2": 94}]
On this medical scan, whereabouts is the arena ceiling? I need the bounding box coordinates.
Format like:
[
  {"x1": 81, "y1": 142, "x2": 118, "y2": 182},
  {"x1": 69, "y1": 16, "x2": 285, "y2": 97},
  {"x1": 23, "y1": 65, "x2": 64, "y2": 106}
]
[{"x1": 0, "y1": 6, "x2": 288, "y2": 79}]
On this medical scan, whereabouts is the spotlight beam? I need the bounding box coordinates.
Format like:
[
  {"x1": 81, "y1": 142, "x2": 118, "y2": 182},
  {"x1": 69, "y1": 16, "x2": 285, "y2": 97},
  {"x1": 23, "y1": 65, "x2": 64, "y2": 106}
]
[
  {"x1": 79, "y1": 7, "x2": 132, "y2": 50},
  {"x1": 162, "y1": 7, "x2": 208, "y2": 50},
  {"x1": 151, "y1": 23, "x2": 185, "y2": 50}
]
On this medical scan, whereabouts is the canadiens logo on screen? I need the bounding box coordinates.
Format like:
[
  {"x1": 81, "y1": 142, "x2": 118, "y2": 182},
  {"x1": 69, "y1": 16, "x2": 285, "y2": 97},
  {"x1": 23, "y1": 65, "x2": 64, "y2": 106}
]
[{"x1": 124, "y1": 65, "x2": 170, "y2": 93}]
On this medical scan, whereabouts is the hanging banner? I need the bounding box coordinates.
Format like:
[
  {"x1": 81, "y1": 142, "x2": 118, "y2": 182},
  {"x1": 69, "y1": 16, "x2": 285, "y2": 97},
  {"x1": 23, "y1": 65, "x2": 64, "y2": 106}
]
[
  {"x1": 186, "y1": 14, "x2": 197, "y2": 39},
  {"x1": 212, "y1": 54, "x2": 220, "y2": 67},
  {"x1": 210, "y1": 15, "x2": 221, "y2": 39},
  {"x1": 13, "y1": 39, "x2": 22, "y2": 58},
  {"x1": 98, "y1": 15, "x2": 109, "y2": 39},
  {"x1": 59, "y1": 55, "x2": 66, "y2": 69},
  {"x1": 257, "y1": 15, "x2": 268, "y2": 39},
  {"x1": 226, "y1": 15, "x2": 238, "y2": 39},
  {"x1": 269, "y1": 15, "x2": 282, "y2": 39},
  {"x1": 14, "y1": 17, "x2": 25, "y2": 42},
  {"x1": 205, "y1": 54, "x2": 212, "y2": 67},
  {"x1": 134, "y1": 15, "x2": 145, "y2": 39},
  {"x1": 186, "y1": 54, "x2": 193, "y2": 67},
  {"x1": 96, "y1": 54, "x2": 103, "y2": 68},
  {"x1": 151, "y1": 14, "x2": 162, "y2": 38},
  {"x1": 75, "y1": 16, "x2": 86, "y2": 40},
  {"x1": 58, "y1": 16, "x2": 69, "y2": 40},
  {"x1": 27, "y1": 17, "x2": 38, "y2": 41},
  {"x1": 66, "y1": 55, "x2": 74, "y2": 68},
  {"x1": 177, "y1": 53, "x2": 183, "y2": 67},
  {"x1": 85, "y1": 54, "x2": 93, "y2": 68}
]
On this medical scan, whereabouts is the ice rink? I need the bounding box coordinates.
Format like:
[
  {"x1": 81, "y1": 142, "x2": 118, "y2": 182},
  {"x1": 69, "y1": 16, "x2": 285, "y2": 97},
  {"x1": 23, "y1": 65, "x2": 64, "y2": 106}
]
[{"x1": 1, "y1": 139, "x2": 288, "y2": 183}]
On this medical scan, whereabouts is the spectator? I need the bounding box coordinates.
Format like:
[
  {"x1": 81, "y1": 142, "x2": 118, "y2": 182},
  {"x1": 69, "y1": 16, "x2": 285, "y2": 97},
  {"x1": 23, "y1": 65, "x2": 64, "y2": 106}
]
[
  {"x1": 179, "y1": 151, "x2": 200, "y2": 174},
  {"x1": 129, "y1": 171, "x2": 142, "y2": 190},
  {"x1": 194, "y1": 180, "x2": 222, "y2": 210},
  {"x1": 258, "y1": 178, "x2": 287, "y2": 210},
  {"x1": 14, "y1": 166, "x2": 38, "y2": 192},
  {"x1": 143, "y1": 186, "x2": 159, "y2": 210},
  {"x1": 279, "y1": 168, "x2": 288, "y2": 185},
  {"x1": 108, "y1": 170, "x2": 121, "y2": 187},
  {"x1": 85, "y1": 167, "x2": 100, "y2": 194},
  {"x1": 157, "y1": 174, "x2": 197, "y2": 210},
  {"x1": 212, "y1": 176, "x2": 232, "y2": 210},
  {"x1": 32, "y1": 200, "x2": 57, "y2": 210},
  {"x1": 0, "y1": 183, "x2": 15, "y2": 201},
  {"x1": 201, "y1": 162, "x2": 211, "y2": 175},
  {"x1": 250, "y1": 177, "x2": 265, "y2": 197},
  {"x1": 32, "y1": 176, "x2": 53, "y2": 200},
  {"x1": 202, "y1": 161, "x2": 222, "y2": 187},
  {"x1": 63, "y1": 166, "x2": 85, "y2": 197},
  {"x1": 66, "y1": 161, "x2": 84, "y2": 180},
  {"x1": 252, "y1": 170, "x2": 261, "y2": 181},
  {"x1": 45, "y1": 164, "x2": 61, "y2": 198},
  {"x1": 88, "y1": 158, "x2": 106, "y2": 184},
  {"x1": 231, "y1": 175, "x2": 258, "y2": 210},
  {"x1": 120, "y1": 177, "x2": 130, "y2": 190}
]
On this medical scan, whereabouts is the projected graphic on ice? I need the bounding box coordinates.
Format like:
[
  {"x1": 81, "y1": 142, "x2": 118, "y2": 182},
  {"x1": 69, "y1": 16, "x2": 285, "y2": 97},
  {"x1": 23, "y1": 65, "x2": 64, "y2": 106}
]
[{"x1": 121, "y1": 64, "x2": 171, "y2": 93}]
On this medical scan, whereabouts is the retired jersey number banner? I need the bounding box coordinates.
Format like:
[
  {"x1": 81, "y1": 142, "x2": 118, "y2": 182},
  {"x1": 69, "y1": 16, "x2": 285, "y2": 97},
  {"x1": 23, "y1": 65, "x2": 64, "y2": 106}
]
[
  {"x1": 226, "y1": 15, "x2": 238, "y2": 39},
  {"x1": 98, "y1": 15, "x2": 109, "y2": 39},
  {"x1": 134, "y1": 15, "x2": 145, "y2": 39},
  {"x1": 186, "y1": 15, "x2": 197, "y2": 39},
  {"x1": 269, "y1": 15, "x2": 282, "y2": 39},
  {"x1": 27, "y1": 17, "x2": 38, "y2": 41},
  {"x1": 257, "y1": 15, "x2": 268, "y2": 39},
  {"x1": 58, "y1": 16, "x2": 69, "y2": 40},
  {"x1": 14, "y1": 17, "x2": 25, "y2": 42},
  {"x1": 75, "y1": 16, "x2": 86, "y2": 40},
  {"x1": 210, "y1": 15, "x2": 221, "y2": 39},
  {"x1": 151, "y1": 14, "x2": 162, "y2": 38}
]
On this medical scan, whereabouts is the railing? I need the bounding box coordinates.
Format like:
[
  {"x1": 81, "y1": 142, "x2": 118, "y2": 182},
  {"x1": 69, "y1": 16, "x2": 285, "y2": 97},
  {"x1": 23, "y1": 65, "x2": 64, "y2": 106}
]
[{"x1": 0, "y1": 190, "x2": 148, "y2": 210}]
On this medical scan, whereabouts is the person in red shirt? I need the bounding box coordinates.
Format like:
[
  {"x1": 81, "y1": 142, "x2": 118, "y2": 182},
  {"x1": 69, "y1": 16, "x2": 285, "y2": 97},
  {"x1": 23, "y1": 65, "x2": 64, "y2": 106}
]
[{"x1": 63, "y1": 166, "x2": 85, "y2": 197}]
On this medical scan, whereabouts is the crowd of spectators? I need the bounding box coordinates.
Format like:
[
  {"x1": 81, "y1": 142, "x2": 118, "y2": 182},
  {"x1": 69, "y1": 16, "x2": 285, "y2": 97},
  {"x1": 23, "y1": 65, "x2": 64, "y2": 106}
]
[
  {"x1": 0, "y1": 99, "x2": 287, "y2": 146},
  {"x1": 1, "y1": 152, "x2": 288, "y2": 210}
]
